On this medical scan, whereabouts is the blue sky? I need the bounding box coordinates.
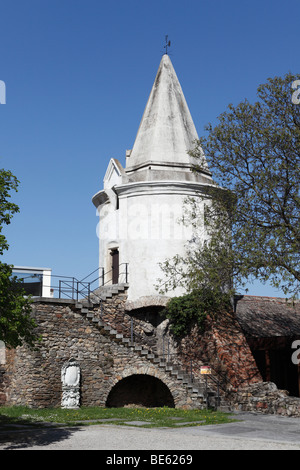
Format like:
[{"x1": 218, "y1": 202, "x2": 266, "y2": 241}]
[{"x1": 0, "y1": 0, "x2": 299, "y2": 297}]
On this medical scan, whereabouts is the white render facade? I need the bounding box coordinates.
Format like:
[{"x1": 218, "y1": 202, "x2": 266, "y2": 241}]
[{"x1": 92, "y1": 54, "x2": 214, "y2": 303}]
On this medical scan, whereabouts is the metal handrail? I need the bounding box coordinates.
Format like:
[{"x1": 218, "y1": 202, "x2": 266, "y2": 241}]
[
  {"x1": 41, "y1": 263, "x2": 129, "y2": 302},
  {"x1": 82, "y1": 263, "x2": 129, "y2": 288},
  {"x1": 53, "y1": 275, "x2": 91, "y2": 301}
]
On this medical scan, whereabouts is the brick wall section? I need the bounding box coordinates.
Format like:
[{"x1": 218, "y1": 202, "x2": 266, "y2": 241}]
[{"x1": 177, "y1": 310, "x2": 262, "y2": 392}]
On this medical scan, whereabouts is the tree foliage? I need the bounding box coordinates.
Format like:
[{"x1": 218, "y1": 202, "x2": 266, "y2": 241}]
[
  {"x1": 158, "y1": 72, "x2": 300, "y2": 299},
  {"x1": 0, "y1": 169, "x2": 38, "y2": 348},
  {"x1": 0, "y1": 263, "x2": 37, "y2": 349},
  {"x1": 0, "y1": 170, "x2": 20, "y2": 256},
  {"x1": 162, "y1": 288, "x2": 232, "y2": 338}
]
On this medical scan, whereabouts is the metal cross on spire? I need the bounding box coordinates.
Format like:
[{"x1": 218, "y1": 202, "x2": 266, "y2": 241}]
[{"x1": 164, "y1": 35, "x2": 171, "y2": 55}]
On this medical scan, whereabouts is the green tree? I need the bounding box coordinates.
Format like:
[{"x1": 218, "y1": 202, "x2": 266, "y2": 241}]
[
  {"x1": 0, "y1": 169, "x2": 38, "y2": 348},
  {"x1": 158, "y1": 72, "x2": 300, "y2": 299}
]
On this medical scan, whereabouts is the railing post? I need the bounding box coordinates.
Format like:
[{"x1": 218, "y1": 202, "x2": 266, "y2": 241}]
[
  {"x1": 59, "y1": 280, "x2": 62, "y2": 298},
  {"x1": 101, "y1": 267, "x2": 105, "y2": 286},
  {"x1": 87, "y1": 282, "x2": 90, "y2": 302},
  {"x1": 76, "y1": 280, "x2": 79, "y2": 301},
  {"x1": 131, "y1": 316, "x2": 134, "y2": 344},
  {"x1": 167, "y1": 338, "x2": 170, "y2": 362},
  {"x1": 125, "y1": 263, "x2": 128, "y2": 283}
]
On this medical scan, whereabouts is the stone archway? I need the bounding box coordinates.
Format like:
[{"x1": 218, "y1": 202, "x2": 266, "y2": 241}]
[{"x1": 105, "y1": 374, "x2": 175, "y2": 408}]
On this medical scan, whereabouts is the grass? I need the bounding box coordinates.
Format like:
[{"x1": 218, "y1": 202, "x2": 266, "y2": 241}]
[{"x1": 0, "y1": 406, "x2": 237, "y2": 429}]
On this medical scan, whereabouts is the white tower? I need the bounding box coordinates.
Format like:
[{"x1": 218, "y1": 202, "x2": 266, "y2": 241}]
[{"x1": 92, "y1": 54, "x2": 213, "y2": 304}]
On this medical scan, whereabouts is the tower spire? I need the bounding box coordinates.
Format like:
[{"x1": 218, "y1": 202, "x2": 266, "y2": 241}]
[{"x1": 125, "y1": 54, "x2": 210, "y2": 180}]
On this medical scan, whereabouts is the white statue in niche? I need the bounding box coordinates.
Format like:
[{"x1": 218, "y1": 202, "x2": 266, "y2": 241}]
[{"x1": 61, "y1": 359, "x2": 80, "y2": 409}]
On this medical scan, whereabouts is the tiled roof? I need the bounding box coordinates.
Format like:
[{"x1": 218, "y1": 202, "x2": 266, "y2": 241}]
[{"x1": 235, "y1": 295, "x2": 300, "y2": 338}]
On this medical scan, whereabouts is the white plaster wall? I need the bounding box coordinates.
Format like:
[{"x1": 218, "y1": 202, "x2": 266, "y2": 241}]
[
  {"x1": 97, "y1": 181, "x2": 208, "y2": 301},
  {"x1": 42, "y1": 269, "x2": 52, "y2": 297}
]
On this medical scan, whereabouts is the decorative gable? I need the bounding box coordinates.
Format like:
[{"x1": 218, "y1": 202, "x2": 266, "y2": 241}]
[{"x1": 104, "y1": 158, "x2": 125, "y2": 189}]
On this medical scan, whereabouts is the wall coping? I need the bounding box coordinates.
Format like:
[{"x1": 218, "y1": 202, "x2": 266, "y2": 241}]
[{"x1": 31, "y1": 297, "x2": 76, "y2": 305}]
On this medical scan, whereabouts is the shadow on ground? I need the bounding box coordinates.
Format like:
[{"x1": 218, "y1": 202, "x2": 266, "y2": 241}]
[{"x1": 0, "y1": 417, "x2": 82, "y2": 450}]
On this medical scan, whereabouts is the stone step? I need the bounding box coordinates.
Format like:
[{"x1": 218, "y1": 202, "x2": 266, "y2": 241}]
[
  {"x1": 90, "y1": 284, "x2": 129, "y2": 303},
  {"x1": 152, "y1": 358, "x2": 161, "y2": 364},
  {"x1": 158, "y1": 362, "x2": 168, "y2": 368},
  {"x1": 176, "y1": 372, "x2": 190, "y2": 380},
  {"x1": 186, "y1": 383, "x2": 196, "y2": 389},
  {"x1": 76, "y1": 302, "x2": 92, "y2": 309},
  {"x1": 91, "y1": 318, "x2": 104, "y2": 328}
]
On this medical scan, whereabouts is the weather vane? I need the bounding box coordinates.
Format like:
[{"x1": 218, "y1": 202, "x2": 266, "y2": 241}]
[{"x1": 164, "y1": 35, "x2": 171, "y2": 55}]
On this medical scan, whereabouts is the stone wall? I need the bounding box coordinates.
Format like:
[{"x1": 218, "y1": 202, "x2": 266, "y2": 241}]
[
  {"x1": 96, "y1": 294, "x2": 300, "y2": 417},
  {"x1": 105, "y1": 301, "x2": 262, "y2": 395},
  {"x1": 176, "y1": 309, "x2": 262, "y2": 392},
  {"x1": 3, "y1": 290, "x2": 300, "y2": 416},
  {"x1": 96, "y1": 298, "x2": 170, "y2": 356},
  {"x1": 97, "y1": 295, "x2": 262, "y2": 389},
  {"x1": 1, "y1": 297, "x2": 203, "y2": 409},
  {"x1": 228, "y1": 382, "x2": 300, "y2": 417},
  {"x1": 0, "y1": 348, "x2": 14, "y2": 406}
]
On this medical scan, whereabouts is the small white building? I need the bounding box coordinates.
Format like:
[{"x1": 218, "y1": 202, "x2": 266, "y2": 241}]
[
  {"x1": 12, "y1": 266, "x2": 52, "y2": 298},
  {"x1": 92, "y1": 54, "x2": 213, "y2": 303}
]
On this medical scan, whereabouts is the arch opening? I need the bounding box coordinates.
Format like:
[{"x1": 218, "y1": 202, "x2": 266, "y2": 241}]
[{"x1": 106, "y1": 374, "x2": 175, "y2": 408}]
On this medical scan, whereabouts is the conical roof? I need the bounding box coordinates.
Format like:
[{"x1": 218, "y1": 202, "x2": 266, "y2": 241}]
[{"x1": 125, "y1": 54, "x2": 209, "y2": 180}]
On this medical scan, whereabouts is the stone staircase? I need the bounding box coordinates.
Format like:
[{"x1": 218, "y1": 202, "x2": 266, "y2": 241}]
[
  {"x1": 75, "y1": 286, "x2": 230, "y2": 411},
  {"x1": 89, "y1": 283, "x2": 129, "y2": 302}
]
